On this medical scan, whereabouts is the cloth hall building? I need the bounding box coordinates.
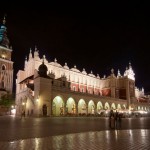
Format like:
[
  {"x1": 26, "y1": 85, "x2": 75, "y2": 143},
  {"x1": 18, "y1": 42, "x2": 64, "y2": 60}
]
[
  {"x1": 15, "y1": 47, "x2": 150, "y2": 117},
  {"x1": 1, "y1": 16, "x2": 149, "y2": 117}
]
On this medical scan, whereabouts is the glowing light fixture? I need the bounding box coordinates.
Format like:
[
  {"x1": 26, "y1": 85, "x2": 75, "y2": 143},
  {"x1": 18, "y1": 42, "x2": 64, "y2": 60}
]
[
  {"x1": 1, "y1": 54, "x2": 6, "y2": 59},
  {"x1": 36, "y1": 96, "x2": 39, "y2": 102}
]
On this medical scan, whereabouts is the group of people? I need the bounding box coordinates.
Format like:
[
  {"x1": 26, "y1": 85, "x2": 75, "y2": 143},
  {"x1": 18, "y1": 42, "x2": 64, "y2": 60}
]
[{"x1": 109, "y1": 110, "x2": 122, "y2": 129}]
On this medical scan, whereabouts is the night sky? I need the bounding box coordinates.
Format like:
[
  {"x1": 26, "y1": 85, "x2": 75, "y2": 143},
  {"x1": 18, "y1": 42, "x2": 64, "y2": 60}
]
[{"x1": 1, "y1": 2, "x2": 150, "y2": 93}]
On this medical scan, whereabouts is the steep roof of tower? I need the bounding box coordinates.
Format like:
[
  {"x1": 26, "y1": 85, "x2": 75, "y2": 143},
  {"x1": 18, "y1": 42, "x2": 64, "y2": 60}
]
[{"x1": 0, "y1": 16, "x2": 10, "y2": 48}]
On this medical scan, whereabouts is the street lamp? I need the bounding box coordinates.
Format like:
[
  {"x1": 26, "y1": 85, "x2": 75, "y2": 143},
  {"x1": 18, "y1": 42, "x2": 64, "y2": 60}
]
[{"x1": 36, "y1": 96, "x2": 39, "y2": 103}]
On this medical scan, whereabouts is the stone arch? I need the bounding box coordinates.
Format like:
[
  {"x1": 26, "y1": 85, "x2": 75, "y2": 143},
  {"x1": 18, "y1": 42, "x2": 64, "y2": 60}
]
[
  {"x1": 138, "y1": 106, "x2": 141, "y2": 110},
  {"x1": 78, "y1": 99, "x2": 86, "y2": 114},
  {"x1": 111, "y1": 103, "x2": 116, "y2": 110},
  {"x1": 122, "y1": 104, "x2": 126, "y2": 110},
  {"x1": 52, "y1": 96, "x2": 64, "y2": 116},
  {"x1": 2, "y1": 64, "x2": 6, "y2": 70},
  {"x1": 97, "y1": 101, "x2": 103, "y2": 114},
  {"x1": 117, "y1": 104, "x2": 121, "y2": 111},
  {"x1": 97, "y1": 101, "x2": 104, "y2": 114},
  {"x1": 66, "y1": 97, "x2": 76, "y2": 115},
  {"x1": 26, "y1": 96, "x2": 34, "y2": 116},
  {"x1": 104, "y1": 102, "x2": 110, "y2": 110},
  {"x1": 88, "y1": 100, "x2": 95, "y2": 114},
  {"x1": 17, "y1": 96, "x2": 27, "y2": 116}
]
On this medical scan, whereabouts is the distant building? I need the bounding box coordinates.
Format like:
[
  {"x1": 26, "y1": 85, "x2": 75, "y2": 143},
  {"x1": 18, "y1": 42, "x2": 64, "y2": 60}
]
[
  {"x1": 15, "y1": 47, "x2": 150, "y2": 117},
  {"x1": 0, "y1": 17, "x2": 13, "y2": 98}
]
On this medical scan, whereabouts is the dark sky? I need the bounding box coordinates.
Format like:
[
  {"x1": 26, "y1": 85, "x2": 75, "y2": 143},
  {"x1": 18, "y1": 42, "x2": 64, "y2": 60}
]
[{"x1": 1, "y1": 2, "x2": 150, "y2": 93}]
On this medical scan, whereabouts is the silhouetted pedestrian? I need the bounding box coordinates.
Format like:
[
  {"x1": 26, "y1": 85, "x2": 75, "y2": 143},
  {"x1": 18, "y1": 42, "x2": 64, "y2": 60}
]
[
  {"x1": 114, "y1": 111, "x2": 119, "y2": 129},
  {"x1": 21, "y1": 110, "x2": 25, "y2": 119},
  {"x1": 109, "y1": 110, "x2": 114, "y2": 129}
]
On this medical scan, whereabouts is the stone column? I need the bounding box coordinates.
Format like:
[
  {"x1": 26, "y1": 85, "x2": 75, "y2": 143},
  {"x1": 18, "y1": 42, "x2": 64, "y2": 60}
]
[
  {"x1": 76, "y1": 104, "x2": 78, "y2": 116},
  {"x1": 126, "y1": 79, "x2": 130, "y2": 109}
]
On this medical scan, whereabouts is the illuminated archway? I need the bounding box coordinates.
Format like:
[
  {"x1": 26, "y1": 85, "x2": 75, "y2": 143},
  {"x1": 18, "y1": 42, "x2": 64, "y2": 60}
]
[
  {"x1": 117, "y1": 104, "x2": 121, "y2": 111},
  {"x1": 88, "y1": 100, "x2": 95, "y2": 114},
  {"x1": 104, "y1": 102, "x2": 110, "y2": 110},
  {"x1": 52, "y1": 96, "x2": 64, "y2": 116},
  {"x1": 138, "y1": 106, "x2": 141, "y2": 110},
  {"x1": 122, "y1": 104, "x2": 126, "y2": 110},
  {"x1": 78, "y1": 99, "x2": 86, "y2": 114},
  {"x1": 111, "y1": 103, "x2": 116, "y2": 110},
  {"x1": 66, "y1": 97, "x2": 76, "y2": 114},
  {"x1": 97, "y1": 101, "x2": 103, "y2": 114}
]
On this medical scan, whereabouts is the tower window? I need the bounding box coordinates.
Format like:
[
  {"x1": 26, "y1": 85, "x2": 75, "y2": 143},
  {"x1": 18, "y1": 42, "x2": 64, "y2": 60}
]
[{"x1": 2, "y1": 65, "x2": 6, "y2": 70}]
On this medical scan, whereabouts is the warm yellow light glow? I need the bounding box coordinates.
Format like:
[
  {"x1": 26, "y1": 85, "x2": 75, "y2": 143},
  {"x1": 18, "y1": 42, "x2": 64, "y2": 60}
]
[
  {"x1": 1, "y1": 54, "x2": 6, "y2": 59},
  {"x1": 11, "y1": 109, "x2": 16, "y2": 115},
  {"x1": 22, "y1": 102, "x2": 25, "y2": 105},
  {"x1": 36, "y1": 95, "x2": 40, "y2": 102},
  {"x1": 36, "y1": 98, "x2": 39, "y2": 102}
]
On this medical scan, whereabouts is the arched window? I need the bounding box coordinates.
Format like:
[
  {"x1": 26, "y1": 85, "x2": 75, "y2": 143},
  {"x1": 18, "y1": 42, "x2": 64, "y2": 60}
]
[{"x1": 2, "y1": 65, "x2": 6, "y2": 70}]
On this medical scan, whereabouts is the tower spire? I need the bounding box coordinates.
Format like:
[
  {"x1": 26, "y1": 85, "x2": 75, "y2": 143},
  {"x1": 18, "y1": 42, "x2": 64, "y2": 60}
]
[
  {"x1": 3, "y1": 14, "x2": 6, "y2": 25},
  {"x1": 129, "y1": 61, "x2": 132, "y2": 69},
  {"x1": 29, "y1": 48, "x2": 33, "y2": 59},
  {"x1": 0, "y1": 14, "x2": 10, "y2": 48}
]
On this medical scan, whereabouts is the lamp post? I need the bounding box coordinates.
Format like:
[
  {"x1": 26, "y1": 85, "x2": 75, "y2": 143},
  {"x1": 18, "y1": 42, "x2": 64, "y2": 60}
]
[
  {"x1": 36, "y1": 95, "x2": 40, "y2": 116},
  {"x1": 36, "y1": 96, "x2": 39, "y2": 103},
  {"x1": 21, "y1": 102, "x2": 26, "y2": 117}
]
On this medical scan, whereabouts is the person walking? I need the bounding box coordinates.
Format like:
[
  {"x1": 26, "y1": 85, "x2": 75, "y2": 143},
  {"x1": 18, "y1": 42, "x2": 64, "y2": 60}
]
[
  {"x1": 109, "y1": 110, "x2": 114, "y2": 129},
  {"x1": 21, "y1": 110, "x2": 25, "y2": 119},
  {"x1": 114, "y1": 110, "x2": 119, "y2": 129}
]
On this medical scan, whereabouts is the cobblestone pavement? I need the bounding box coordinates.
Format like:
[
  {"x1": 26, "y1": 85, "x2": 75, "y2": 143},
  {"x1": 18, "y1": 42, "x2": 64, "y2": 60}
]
[{"x1": 0, "y1": 129, "x2": 150, "y2": 150}]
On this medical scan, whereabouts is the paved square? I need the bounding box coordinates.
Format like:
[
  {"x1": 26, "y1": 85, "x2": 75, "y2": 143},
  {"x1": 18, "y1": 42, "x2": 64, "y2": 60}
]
[{"x1": 0, "y1": 129, "x2": 150, "y2": 150}]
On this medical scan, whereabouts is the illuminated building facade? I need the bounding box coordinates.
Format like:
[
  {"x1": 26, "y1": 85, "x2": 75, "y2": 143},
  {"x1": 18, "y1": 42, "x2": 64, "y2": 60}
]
[
  {"x1": 15, "y1": 48, "x2": 150, "y2": 117},
  {"x1": 0, "y1": 17, "x2": 13, "y2": 97}
]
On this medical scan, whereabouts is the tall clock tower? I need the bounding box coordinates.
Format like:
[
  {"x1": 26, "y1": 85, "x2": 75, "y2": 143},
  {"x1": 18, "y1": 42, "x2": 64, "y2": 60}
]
[{"x1": 0, "y1": 16, "x2": 13, "y2": 97}]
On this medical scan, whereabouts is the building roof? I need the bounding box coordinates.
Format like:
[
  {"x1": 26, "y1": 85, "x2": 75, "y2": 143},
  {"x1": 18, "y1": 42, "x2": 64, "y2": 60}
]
[{"x1": 19, "y1": 75, "x2": 34, "y2": 84}]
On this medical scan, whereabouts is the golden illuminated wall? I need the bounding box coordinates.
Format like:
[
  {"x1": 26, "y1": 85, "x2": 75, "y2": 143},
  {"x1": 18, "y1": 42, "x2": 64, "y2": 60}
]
[{"x1": 0, "y1": 46, "x2": 13, "y2": 95}]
